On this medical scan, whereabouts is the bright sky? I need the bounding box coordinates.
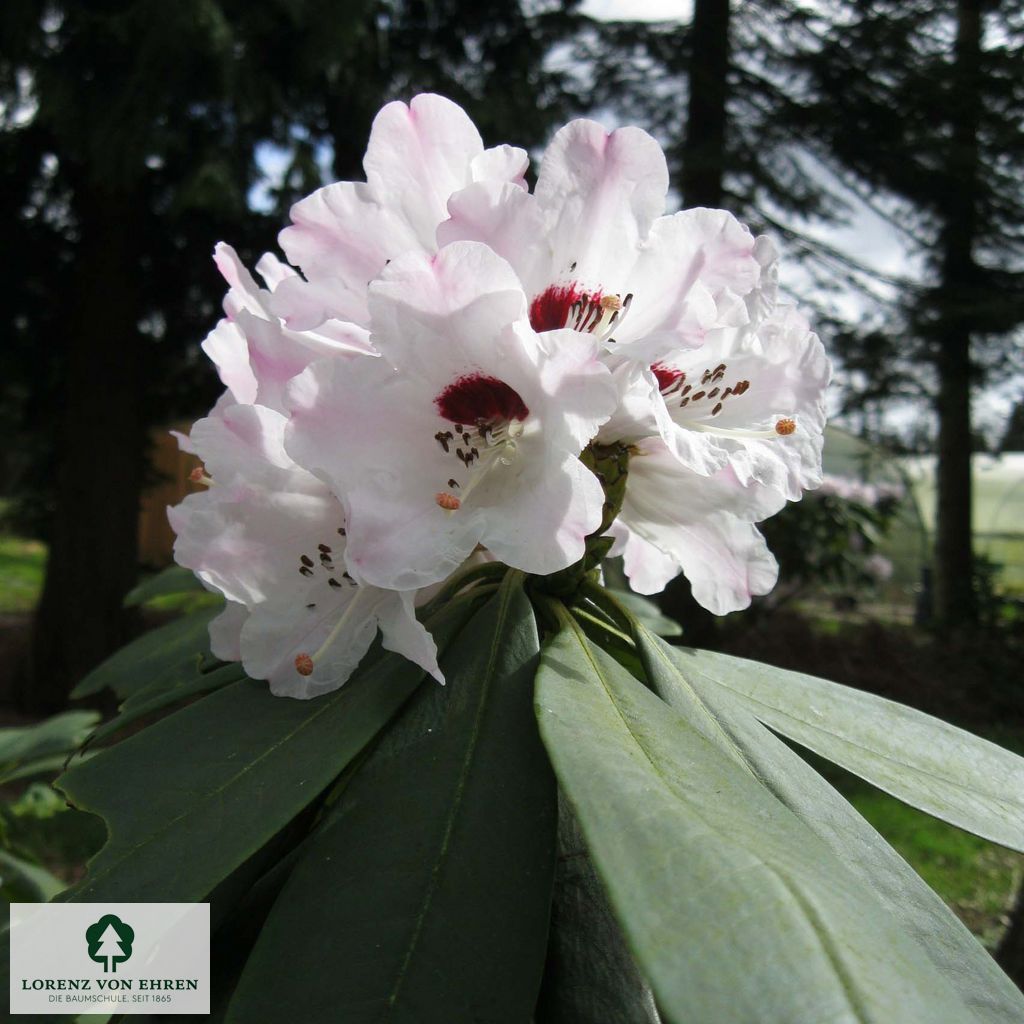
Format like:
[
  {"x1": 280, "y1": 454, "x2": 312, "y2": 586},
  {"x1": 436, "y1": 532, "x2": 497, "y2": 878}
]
[{"x1": 580, "y1": 0, "x2": 693, "y2": 19}]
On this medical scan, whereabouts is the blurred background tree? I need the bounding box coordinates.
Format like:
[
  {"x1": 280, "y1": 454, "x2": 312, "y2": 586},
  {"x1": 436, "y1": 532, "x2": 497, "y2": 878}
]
[
  {"x1": 0, "y1": 0, "x2": 584, "y2": 711},
  {"x1": 1, "y1": 0, "x2": 1022, "y2": 700}
]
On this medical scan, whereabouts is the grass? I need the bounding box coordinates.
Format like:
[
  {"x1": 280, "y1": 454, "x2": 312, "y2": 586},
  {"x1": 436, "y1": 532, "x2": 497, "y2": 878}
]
[
  {"x1": 839, "y1": 774, "x2": 1022, "y2": 949},
  {"x1": 0, "y1": 534, "x2": 46, "y2": 614}
]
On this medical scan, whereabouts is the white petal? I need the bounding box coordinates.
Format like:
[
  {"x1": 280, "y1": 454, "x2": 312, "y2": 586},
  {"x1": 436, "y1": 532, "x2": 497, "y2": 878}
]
[
  {"x1": 437, "y1": 180, "x2": 545, "y2": 285},
  {"x1": 532, "y1": 119, "x2": 669, "y2": 292},
  {"x1": 275, "y1": 182, "x2": 420, "y2": 328},
  {"x1": 200, "y1": 319, "x2": 258, "y2": 405},
  {"x1": 209, "y1": 600, "x2": 248, "y2": 662},
  {"x1": 483, "y1": 452, "x2": 605, "y2": 575},
  {"x1": 377, "y1": 590, "x2": 443, "y2": 685},
  {"x1": 613, "y1": 439, "x2": 782, "y2": 611},
  {"x1": 616, "y1": 209, "x2": 759, "y2": 354},
  {"x1": 471, "y1": 144, "x2": 529, "y2": 188},
  {"x1": 364, "y1": 94, "x2": 486, "y2": 245}
]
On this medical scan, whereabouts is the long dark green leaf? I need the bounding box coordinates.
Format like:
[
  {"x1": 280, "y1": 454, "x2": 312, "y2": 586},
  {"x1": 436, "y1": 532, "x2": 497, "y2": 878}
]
[
  {"x1": 58, "y1": 599, "x2": 481, "y2": 903},
  {"x1": 71, "y1": 605, "x2": 223, "y2": 699},
  {"x1": 636, "y1": 625, "x2": 1024, "y2": 1024},
  {"x1": 224, "y1": 576, "x2": 557, "y2": 1024},
  {"x1": 535, "y1": 795, "x2": 660, "y2": 1024},
  {"x1": 536, "y1": 618, "x2": 975, "y2": 1024},
  {"x1": 83, "y1": 662, "x2": 246, "y2": 748},
  {"x1": 124, "y1": 565, "x2": 206, "y2": 606},
  {"x1": 675, "y1": 646, "x2": 1024, "y2": 851},
  {"x1": 0, "y1": 711, "x2": 99, "y2": 782}
]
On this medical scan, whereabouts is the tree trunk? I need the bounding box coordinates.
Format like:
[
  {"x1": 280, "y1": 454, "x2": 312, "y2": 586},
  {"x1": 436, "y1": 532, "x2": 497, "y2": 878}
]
[
  {"x1": 23, "y1": 186, "x2": 145, "y2": 712},
  {"x1": 932, "y1": 0, "x2": 982, "y2": 628},
  {"x1": 681, "y1": 0, "x2": 731, "y2": 208}
]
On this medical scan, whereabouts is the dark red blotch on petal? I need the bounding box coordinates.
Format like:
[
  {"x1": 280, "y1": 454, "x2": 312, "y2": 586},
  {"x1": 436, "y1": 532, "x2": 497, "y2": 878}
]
[
  {"x1": 529, "y1": 284, "x2": 593, "y2": 332},
  {"x1": 651, "y1": 363, "x2": 685, "y2": 391},
  {"x1": 436, "y1": 374, "x2": 529, "y2": 425}
]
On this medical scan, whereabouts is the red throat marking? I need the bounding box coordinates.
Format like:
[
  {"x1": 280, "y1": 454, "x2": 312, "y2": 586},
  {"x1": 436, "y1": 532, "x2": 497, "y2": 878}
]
[
  {"x1": 529, "y1": 285, "x2": 593, "y2": 332},
  {"x1": 436, "y1": 374, "x2": 529, "y2": 425},
  {"x1": 651, "y1": 363, "x2": 685, "y2": 392}
]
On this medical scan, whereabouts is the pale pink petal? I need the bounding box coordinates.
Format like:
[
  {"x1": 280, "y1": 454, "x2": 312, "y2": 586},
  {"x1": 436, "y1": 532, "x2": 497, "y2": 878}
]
[
  {"x1": 200, "y1": 319, "x2": 258, "y2": 405},
  {"x1": 377, "y1": 589, "x2": 443, "y2": 685},
  {"x1": 611, "y1": 438, "x2": 783, "y2": 610},
  {"x1": 209, "y1": 600, "x2": 248, "y2": 662},
  {"x1": 531, "y1": 119, "x2": 669, "y2": 293},
  {"x1": 274, "y1": 182, "x2": 420, "y2": 329},
  {"x1": 437, "y1": 181, "x2": 545, "y2": 284},
  {"x1": 483, "y1": 452, "x2": 605, "y2": 575},
  {"x1": 471, "y1": 144, "x2": 529, "y2": 189},
  {"x1": 364, "y1": 94, "x2": 486, "y2": 245},
  {"x1": 614, "y1": 209, "x2": 759, "y2": 355}
]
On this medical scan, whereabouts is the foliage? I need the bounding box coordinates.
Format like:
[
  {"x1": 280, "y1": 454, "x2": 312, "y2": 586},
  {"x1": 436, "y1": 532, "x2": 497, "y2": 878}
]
[
  {"x1": 760, "y1": 485, "x2": 903, "y2": 604},
  {"x1": 2, "y1": 568, "x2": 1019, "y2": 1021}
]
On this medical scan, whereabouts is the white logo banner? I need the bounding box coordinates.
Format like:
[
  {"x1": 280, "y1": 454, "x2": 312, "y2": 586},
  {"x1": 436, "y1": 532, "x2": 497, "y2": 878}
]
[{"x1": 9, "y1": 902, "x2": 210, "y2": 1015}]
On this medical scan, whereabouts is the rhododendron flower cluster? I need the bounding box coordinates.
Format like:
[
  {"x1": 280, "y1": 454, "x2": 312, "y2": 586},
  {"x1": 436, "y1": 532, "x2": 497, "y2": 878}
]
[{"x1": 170, "y1": 93, "x2": 830, "y2": 697}]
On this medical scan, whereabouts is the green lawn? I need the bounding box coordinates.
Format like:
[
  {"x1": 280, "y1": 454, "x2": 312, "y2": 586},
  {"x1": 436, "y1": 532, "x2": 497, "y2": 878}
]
[
  {"x1": 840, "y1": 777, "x2": 1022, "y2": 948},
  {"x1": 0, "y1": 534, "x2": 46, "y2": 614}
]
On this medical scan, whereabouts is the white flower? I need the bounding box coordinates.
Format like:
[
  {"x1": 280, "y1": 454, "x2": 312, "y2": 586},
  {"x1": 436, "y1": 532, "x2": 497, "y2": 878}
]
[
  {"x1": 435, "y1": 115, "x2": 830, "y2": 608},
  {"x1": 630, "y1": 240, "x2": 831, "y2": 500},
  {"x1": 201, "y1": 243, "x2": 373, "y2": 415},
  {"x1": 608, "y1": 439, "x2": 781, "y2": 614},
  {"x1": 440, "y1": 118, "x2": 761, "y2": 358},
  {"x1": 169, "y1": 402, "x2": 442, "y2": 698},
  {"x1": 284, "y1": 242, "x2": 617, "y2": 591},
  {"x1": 268, "y1": 93, "x2": 529, "y2": 338}
]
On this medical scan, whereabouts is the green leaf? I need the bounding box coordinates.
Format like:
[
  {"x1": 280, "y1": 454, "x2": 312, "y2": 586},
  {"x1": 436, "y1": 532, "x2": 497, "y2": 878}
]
[
  {"x1": 604, "y1": 588, "x2": 682, "y2": 636},
  {"x1": 225, "y1": 576, "x2": 557, "y2": 1024},
  {"x1": 0, "y1": 711, "x2": 100, "y2": 783},
  {"x1": 535, "y1": 616, "x2": 975, "y2": 1024},
  {"x1": 58, "y1": 598, "x2": 482, "y2": 903},
  {"x1": 676, "y1": 647, "x2": 1024, "y2": 851},
  {"x1": 84, "y1": 662, "x2": 246, "y2": 748},
  {"x1": 71, "y1": 605, "x2": 223, "y2": 699},
  {"x1": 0, "y1": 848, "x2": 66, "y2": 901},
  {"x1": 535, "y1": 796, "x2": 659, "y2": 1024},
  {"x1": 124, "y1": 565, "x2": 206, "y2": 606},
  {"x1": 636, "y1": 625, "x2": 1024, "y2": 1024}
]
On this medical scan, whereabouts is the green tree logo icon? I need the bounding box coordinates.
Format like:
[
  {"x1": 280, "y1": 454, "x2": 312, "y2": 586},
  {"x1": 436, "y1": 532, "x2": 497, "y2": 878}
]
[{"x1": 85, "y1": 914, "x2": 135, "y2": 973}]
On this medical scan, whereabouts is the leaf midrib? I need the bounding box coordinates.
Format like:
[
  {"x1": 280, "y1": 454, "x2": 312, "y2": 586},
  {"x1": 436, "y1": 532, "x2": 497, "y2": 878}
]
[
  {"x1": 558, "y1": 622, "x2": 874, "y2": 1023},
  {"x1": 68, "y1": 657, "x2": 410, "y2": 897},
  {"x1": 381, "y1": 579, "x2": 520, "y2": 1020}
]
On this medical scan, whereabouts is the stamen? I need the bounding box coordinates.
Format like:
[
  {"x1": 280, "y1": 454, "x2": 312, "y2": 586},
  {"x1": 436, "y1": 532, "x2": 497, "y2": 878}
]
[
  {"x1": 436, "y1": 492, "x2": 462, "y2": 511},
  {"x1": 689, "y1": 422, "x2": 783, "y2": 439},
  {"x1": 189, "y1": 465, "x2": 213, "y2": 487},
  {"x1": 295, "y1": 588, "x2": 369, "y2": 675},
  {"x1": 528, "y1": 283, "x2": 631, "y2": 339},
  {"x1": 775, "y1": 419, "x2": 797, "y2": 436}
]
